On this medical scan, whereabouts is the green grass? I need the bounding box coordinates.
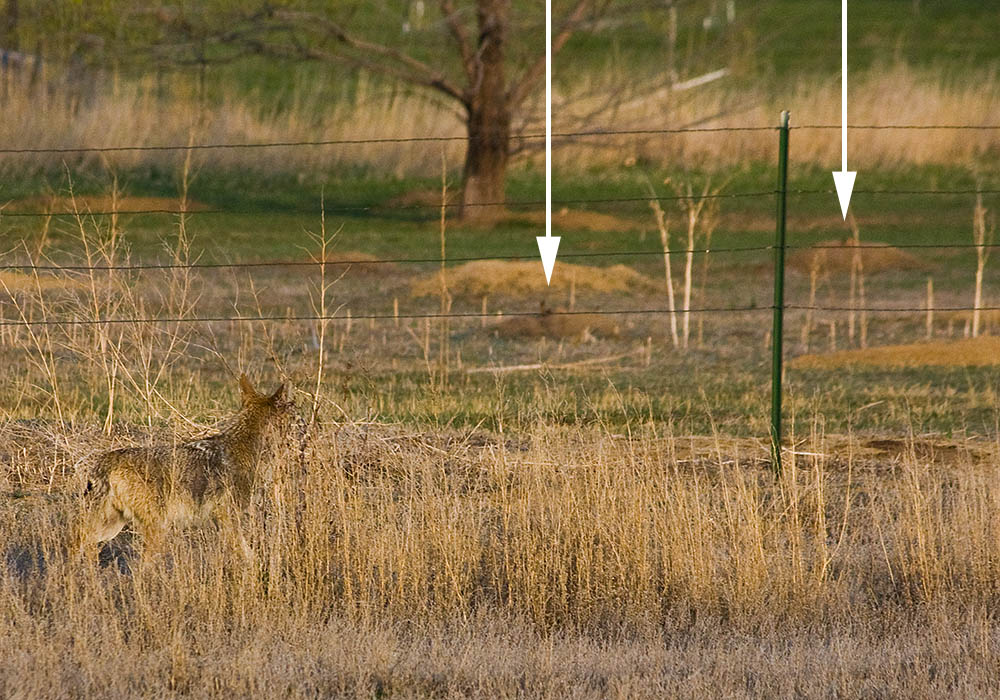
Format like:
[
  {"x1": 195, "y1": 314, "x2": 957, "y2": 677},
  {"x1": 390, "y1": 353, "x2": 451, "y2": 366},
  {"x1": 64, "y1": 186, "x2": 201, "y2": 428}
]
[
  {"x1": 89, "y1": 0, "x2": 1000, "y2": 117},
  {"x1": 8, "y1": 160, "x2": 996, "y2": 263}
]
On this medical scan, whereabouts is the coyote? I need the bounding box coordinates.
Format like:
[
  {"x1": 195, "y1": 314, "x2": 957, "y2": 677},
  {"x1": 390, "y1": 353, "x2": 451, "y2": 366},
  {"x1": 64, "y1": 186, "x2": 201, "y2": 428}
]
[{"x1": 78, "y1": 374, "x2": 299, "y2": 557}]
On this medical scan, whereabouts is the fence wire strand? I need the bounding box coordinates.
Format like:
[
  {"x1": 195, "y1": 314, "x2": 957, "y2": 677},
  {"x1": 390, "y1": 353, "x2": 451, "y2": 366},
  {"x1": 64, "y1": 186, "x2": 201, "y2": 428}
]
[
  {"x1": 3, "y1": 123, "x2": 1000, "y2": 155},
  {"x1": 3, "y1": 123, "x2": 999, "y2": 330}
]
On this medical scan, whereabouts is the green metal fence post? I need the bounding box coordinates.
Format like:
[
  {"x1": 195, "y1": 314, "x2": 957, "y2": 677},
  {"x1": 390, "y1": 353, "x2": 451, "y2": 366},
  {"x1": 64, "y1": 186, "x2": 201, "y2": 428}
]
[{"x1": 770, "y1": 110, "x2": 790, "y2": 476}]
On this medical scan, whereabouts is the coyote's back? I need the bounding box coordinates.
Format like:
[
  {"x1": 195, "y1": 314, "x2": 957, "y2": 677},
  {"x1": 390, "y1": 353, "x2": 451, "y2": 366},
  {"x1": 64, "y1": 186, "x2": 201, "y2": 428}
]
[{"x1": 78, "y1": 374, "x2": 297, "y2": 556}]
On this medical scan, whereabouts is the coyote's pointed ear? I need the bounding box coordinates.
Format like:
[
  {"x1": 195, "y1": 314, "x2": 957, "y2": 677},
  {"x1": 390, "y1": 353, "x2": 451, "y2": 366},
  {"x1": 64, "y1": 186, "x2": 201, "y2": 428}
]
[
  {"x1": 269, "y1": 384, "x2": 286, "y2": 403},
  {"x1": 238, "y1": 374, "x2": 258, "y2": 402}
]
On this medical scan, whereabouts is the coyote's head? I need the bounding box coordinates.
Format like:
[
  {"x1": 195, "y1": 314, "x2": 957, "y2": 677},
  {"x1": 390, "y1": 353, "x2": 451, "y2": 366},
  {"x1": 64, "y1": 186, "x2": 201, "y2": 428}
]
[
  {"x1": 235, "y1": 374, "x2": 304, "y2": 467},
  {"x1": 237, "y1": 374, "x2": 297, "y2": 428}
]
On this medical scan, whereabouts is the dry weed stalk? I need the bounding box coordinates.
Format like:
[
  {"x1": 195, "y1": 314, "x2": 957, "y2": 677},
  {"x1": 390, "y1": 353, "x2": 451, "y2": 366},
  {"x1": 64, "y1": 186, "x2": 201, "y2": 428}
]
[
  {"x1": 437, "y1": 152, "x2": 452, "y2": 388},
  {"x1": 305, "y1": 194, "x2": 340, "y2": 427},
  {"x1": 847, "y1": 213, "x2": 868, "y2": 349},
  {"x1": 926, "y1": 277, "x2": 934, "y2": 340},
  {"x1": 655, "y1": 176, "x2": 723, "y2": 350},
  {"x1": 646, "y1": 179, "x2": 679, "y2": 348},
  {"x1": 801, "y1": 255, "x2": 821, "y2": 351},
  {"x1": 972, "y1": 191, "x2": 994, "y2": 338}
]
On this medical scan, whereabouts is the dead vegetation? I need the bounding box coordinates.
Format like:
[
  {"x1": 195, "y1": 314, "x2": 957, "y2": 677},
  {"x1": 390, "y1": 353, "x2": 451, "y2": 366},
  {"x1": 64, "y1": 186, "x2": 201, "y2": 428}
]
[
  {"x1": 4, "y1": 415, "x2": 1000, "y2": 697},
  {"x1": 3, "y1": 64, "x2": 999, "y2": 178}
]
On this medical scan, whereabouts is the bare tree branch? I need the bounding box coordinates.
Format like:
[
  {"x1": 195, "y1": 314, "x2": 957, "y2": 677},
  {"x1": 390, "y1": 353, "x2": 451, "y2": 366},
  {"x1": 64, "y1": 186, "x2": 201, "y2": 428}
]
[
  {"x1": 440, "y1": 0, "x2": 476, "y2": 85},
  {"x1": 508, "y1": 0, "x2": 589, "y2": 108},
  {"x1": 269, "y1": 9, "x2": 466, "y2": 104}
]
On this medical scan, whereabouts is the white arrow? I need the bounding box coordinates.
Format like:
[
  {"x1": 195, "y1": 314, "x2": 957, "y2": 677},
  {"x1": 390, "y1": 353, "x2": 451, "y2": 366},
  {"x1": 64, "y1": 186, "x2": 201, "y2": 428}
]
[
  {"x1": 536, "y1": 0, "x2": 560, "y2": 284},
  {"x1": 832, "y1": 0, "x2": 856, "y2": 219}
]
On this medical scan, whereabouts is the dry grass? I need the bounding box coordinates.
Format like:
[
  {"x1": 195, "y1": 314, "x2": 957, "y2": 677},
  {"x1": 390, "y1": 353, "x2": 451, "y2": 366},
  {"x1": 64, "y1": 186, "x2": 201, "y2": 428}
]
[
  {"x1": 791, "y1": 335, "x2": 1000, "y2": 369},
  {"x1": 410, "y1": 260, "x2": 656, "y2": 299},
  {"x1": 2, "y1": 64, "x2": 998, "y2": 177},
  {"x1": 4, "y1": 415, "x2": 1000, "y2": 696},
  {"x1": 552, "y1": 63, "x2": 1000, "y2": 170}
]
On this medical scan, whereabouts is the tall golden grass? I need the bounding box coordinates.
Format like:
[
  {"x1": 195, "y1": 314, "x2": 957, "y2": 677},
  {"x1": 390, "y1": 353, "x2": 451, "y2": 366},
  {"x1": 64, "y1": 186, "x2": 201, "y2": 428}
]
[
  {"x1": 2, "y1": 64, "x2": 998, "y2": 178},
  {"x1": 556, "y1": 63, "x2": 1000, "y2": 169},
  {"x1": 4, "y1": 408, "x2": 1000, "y2": 695}
]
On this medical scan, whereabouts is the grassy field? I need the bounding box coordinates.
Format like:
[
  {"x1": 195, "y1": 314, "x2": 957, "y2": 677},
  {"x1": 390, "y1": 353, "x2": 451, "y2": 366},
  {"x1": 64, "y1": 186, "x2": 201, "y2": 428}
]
[
  {"x1": 3, "y1": 2, "x2": 1000, "y2": 696},
  {"x1": 2, "y1": 237, "x2": 999, "y2": 695}
]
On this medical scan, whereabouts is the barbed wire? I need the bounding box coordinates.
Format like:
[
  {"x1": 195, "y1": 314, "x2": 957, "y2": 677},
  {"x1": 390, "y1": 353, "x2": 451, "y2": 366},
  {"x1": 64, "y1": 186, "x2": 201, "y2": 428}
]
[
  {"x1": 0, "y1": 190, "x2": 777, "y2": 218},
  {"x1": 0, "y1": 246, "x2": 775, "y2": 272},
  {"x1": 0, "y1": 306, "x2": 768, "y2": 328},
  {"x1": 796, "y1": 125, "x2": 1000, "y2": 131},
  {"x1": 787, "y1": 305, "x2": 1000, "y2": 314},
  {"x1": 2, "y1": 123, "x2": 999, "y2": 156},
  {"x1": 3, "y1": 304, "x2": 998, "y2": 329},
  {"x1": 4, "y1": 186, "x2": 1000, "y2": 220},
  {"x1": 5, "y1": 241, "x2": 1000, "y2": 274}
]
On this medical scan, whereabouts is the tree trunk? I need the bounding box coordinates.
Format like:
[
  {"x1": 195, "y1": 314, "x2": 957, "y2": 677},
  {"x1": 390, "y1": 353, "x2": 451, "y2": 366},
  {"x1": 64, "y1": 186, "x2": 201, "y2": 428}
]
[{"x1": 461, "y1": 0, "x2": 511, "y2": 223}]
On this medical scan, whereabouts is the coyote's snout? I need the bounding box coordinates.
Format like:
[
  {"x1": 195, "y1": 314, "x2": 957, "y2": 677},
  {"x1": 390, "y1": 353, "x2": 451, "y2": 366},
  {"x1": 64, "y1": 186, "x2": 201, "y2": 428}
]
[{"x1": 78, "y1": 374, "x2": 298, "y2": 558}]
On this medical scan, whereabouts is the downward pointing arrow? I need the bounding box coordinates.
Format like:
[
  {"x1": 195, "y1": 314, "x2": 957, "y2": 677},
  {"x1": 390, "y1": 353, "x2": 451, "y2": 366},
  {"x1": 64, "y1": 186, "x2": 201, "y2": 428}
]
[
  {"x1": 536, "y1": 0, "x2": 559, "y2": 284},
  {"x1": 833, "y1": 171, "x2": 857, "y2": 219},
  {"x1": 831, "y1": 0, "x2": 856, "y2": 219},
  {"x1": 536, "y1": 235, "x2": 561, "y2": 285}
]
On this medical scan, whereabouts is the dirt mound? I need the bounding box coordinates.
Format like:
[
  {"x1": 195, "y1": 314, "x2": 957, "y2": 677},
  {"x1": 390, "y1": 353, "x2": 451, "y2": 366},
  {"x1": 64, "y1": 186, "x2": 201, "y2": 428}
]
[
  {"x1": 7, "y1": 195, "x2": 210, "y2": 215},
  {"x1": 790, "y1": 336, "x2": 1000, "y2": 369},
  {"x1": 787, "y1": 239, "x2": 923, "y2": 275},
  {"x1": 411, "y1": 260, "x2": 656, "y2": 299},
  {"x1": 0, "y1": 270, "x2": 85, "y2": 294}
]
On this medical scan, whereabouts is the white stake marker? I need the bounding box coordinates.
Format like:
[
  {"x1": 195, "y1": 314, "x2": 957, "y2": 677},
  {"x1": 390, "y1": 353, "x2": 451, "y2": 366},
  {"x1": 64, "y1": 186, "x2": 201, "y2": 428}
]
[
  {"x1": 831, "y1": 0, "x2": 856, "y2": 219},
  {"x1": 536, "y1": 0, "x2": 560, "y2": 284}
]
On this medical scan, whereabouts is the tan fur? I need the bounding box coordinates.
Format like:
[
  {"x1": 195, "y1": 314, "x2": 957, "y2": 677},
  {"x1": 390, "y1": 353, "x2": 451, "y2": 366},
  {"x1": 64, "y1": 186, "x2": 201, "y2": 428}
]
[
  {"x1": 77, "y1": 374, "x2": 298, "y2": 558},
  {"x1": 493, "y1": 301, "x2": 620, "y2": 341}
]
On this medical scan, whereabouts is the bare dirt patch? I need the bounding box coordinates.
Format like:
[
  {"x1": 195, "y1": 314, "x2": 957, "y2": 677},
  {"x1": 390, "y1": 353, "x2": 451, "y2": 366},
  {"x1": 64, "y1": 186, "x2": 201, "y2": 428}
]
[
  {"x1": 411, "y1": 260, "x2": 657, "y2": 299},
  {"x1": 6, "y1": 195, "x2": 210, "y2": 215},
  {"x1": 860, "y1": 438, "x2": 972, "y2": 465},
  {"x1": 790, "y1": 336, "x2": 1000, "y2": 369},
  {"x1": 787, "y1": 239, "x2": 924, "y2": 275}
]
